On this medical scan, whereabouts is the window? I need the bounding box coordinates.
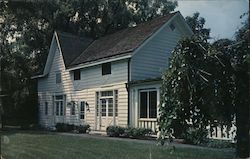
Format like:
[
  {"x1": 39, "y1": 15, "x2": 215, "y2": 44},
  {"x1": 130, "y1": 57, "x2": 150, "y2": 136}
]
[
  {"x1": 170, "y1": 23, "x2": 175, "y2": 31},
  {"x1": 96, "y1": 90, "x2": 118, "y2": 117},
  {"x1": 102, "y1": 62, "x2": 111, "y2": 75},
  {"x1": 45, "y1": 102, "x2": 48, "y2": 115},
  {"x1": 80, "y1": 101, "x2": 85, "y2": 119},
  {"x1": 140, "y1": 90, "x2": 157, "y2": 118},
  {"x1": 101, "y1": 91, "x2": 113, "y2": 97},
  {"x1": 114, "y1": 90, "x2": 118, "y2": 116},
  {"x1": 73, "y1": 69, "x2": 81, "y2": 80},
  {"x1": 56, "y1": 73, "x2": 61, "y2": 83},
  {"x1": 71, "y1": 104, "x2": 76, "y2": 115},
  {"x1": 55, "y1": 95, "x2": 64, "y2": 116}
]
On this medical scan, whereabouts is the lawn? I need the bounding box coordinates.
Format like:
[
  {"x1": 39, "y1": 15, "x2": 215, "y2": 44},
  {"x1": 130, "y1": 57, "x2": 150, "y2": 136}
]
[{"x1": 1, "y1": 131, "x2": 235, "y2": 159}]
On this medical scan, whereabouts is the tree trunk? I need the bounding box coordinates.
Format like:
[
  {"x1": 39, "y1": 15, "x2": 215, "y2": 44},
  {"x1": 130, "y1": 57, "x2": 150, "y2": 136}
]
[{"x1": 236, "y1": 70, "x2": 249, "y2": 158}]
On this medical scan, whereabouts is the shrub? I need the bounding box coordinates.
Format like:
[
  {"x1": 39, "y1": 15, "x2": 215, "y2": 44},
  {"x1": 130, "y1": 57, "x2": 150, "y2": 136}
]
[
  {"x1": 55, "y1": 123, "x2": 75, "y2": 132},
  {"x1": 184, "y1": 128, "x2": 208, "y2": 145},
  {"x1": 106, "y1": 126, "x2": 125, "y2": 137},
  {"x1": 78, "y1": 124, "x2": 90, "y2": 134},
  {"x1": 124, "y1": 127, "x2": 152, "y2": 138}
]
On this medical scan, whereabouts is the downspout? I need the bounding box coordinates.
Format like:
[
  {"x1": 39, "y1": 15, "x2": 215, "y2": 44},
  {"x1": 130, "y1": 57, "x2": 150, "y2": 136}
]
[{"x1": 126, "y1": 58, "x2": 131, "y2": 126}]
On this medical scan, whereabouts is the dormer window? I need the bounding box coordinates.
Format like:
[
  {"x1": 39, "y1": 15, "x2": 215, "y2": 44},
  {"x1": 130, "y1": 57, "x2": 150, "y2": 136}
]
[
  {"x1": 102, "y1": 62, "x2": 111, "y2": 75},
  {"x1": 73, "y1": 69, "x2": 81, "y2": 80}
]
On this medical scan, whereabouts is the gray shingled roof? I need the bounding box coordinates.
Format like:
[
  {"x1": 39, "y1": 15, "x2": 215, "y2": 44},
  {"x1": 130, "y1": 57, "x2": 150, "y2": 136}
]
[
  {"x1": 69, "y1": 12, "x2": 177, "y2": 67},
  {"x1": 56, "y1": 32, "x2": 93, "y2": 67}
]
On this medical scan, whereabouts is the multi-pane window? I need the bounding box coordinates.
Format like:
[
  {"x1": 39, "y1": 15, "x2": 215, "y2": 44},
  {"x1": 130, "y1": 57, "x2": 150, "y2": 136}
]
[
  {"x1": 96, "y1": 92, "x2": 100, "y2": 116},
  {"x1": 55, "y1": 95, "x2": 64, "y2": 116},
  {"x1": 96, "y1": 90, "x2": 118, "y2": 117},
  {"x1": 73, "y1": 69, "x2": 81, "y2": 80},
  {"x1": 140, "y1": 90, "x2": 157, "y2": 118},
  {"x1": 114, "y1": 90, "x2": 118, "y2": 116},
  {"x1": 56, "y1": 72, "x2": 61, "y2": 83},
  {"x1": 101, "y1": 99, "x2": 106, "y2": 116},
  {"x1": 80, "y1": 101, "x2": 85, "y2": 119},
  {"x1": 102, "y1": 62, "x2": 111, "y2": 75},
  {"x1": 101, "y1": 91, "x2": 113, "y2": 97},
  {"x1": 71, "y1": 104, "x2": 76, "y2": 115},
  {"x1": 45, "y1": 102, "x2": 48, "y2": 115}
]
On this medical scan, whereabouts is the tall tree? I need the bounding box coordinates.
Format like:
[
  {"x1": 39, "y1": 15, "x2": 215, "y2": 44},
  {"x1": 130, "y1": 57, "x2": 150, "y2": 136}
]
[
  {"x1": 185, "y1": 12, "x2": 210, "y2": 42},
  {"x1": 212, "y1": 15, "x2": 249, "y2": 157},
  {"x1": 232, "y1": 17, "x2": 249, "y2": 158},
  {"x1": 0, "y1": 0, "x2": 178, "y2": 125},
  {"x1": 159, "y1": 36, "x2": 235, "y2": 140}
]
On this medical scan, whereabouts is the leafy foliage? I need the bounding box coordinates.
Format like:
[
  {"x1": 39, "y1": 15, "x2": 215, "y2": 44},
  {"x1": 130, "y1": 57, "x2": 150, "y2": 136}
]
[
  {"x1": 55, "y1": 123, "x2": 90, "y2": 133},
  {"x1": 106, "y1": 126, "x2": 125, "y2": 137},
  {"x1": 78, "y1": 124, "x2": 91, "y2": 133},
  {"x1": 159, "y1": 37, "x2": 235, "y2": 140},
  {"x1": 106, "y1": 126, "x2": 152, "y2": 138},
  {"x1": 0, "y1": 0, "x2": 177, "y2": 125},
  {"x1": 159, "y1": 14, "x2": 249, "y2": 156},
  {"x1": 183, "y1": 127, "x2": 208, "y2": 145},
  {"x1": 185, "y1": 12, "x2": 210, "y2": 41},
  {"x1": 124, "y1": 127, "x2": 152, "y2": 138}
]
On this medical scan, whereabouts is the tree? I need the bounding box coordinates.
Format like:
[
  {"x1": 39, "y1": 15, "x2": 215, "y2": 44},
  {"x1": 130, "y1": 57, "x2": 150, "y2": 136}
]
[
  {"x1": 231, "y1": 18, "x2": 249, "y2": 158},
  {"x1": 212, "y1": 15, "x2": 249, "y2": 157},
  {"x1": 159, "y1": 37, "x2": 235, "y2": 141},
  {"x1": 0, "y1": 0, "x2": 178, "y2": 125},
  {"x1": 159, "y1": 13, "x2": 235, "y2": 141},
  {"x1": 160, "y1": 11, "x2": 249, "y2": 157},
  {"x1": 185, "y1": 12, "x2": 210, "y2": 42}
]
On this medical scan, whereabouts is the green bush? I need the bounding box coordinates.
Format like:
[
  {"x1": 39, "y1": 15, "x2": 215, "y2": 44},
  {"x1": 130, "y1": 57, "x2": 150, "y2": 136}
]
[
  {"x1": 78, "y1": 124, "x2": 90, "y2": 134},
  {"x1": 124, "y1": 127, "x2": 152, "y2": 138},
  {"x1": 55, "y1": 123, "x2": 75, "y2": 132},
  {"x1": 106, "y1": 126, "x2": 125, "y2": 137},
  {"x1": 184, "y1": 128, "x2": 208, "y2": 145},
  {"x1": 106, "y1": 126, "x2": 152, "y2": 138}
]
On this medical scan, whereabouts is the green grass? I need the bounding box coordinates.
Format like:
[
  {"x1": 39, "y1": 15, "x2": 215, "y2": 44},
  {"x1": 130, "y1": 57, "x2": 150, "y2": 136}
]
[{"x1": 1, "y1": 131, "x2": 235, "y2": 159}]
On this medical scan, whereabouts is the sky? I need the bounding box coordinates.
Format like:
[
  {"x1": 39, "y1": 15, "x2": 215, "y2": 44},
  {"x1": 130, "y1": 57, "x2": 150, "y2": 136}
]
[{"x1": 175, "y1": 0, "x2": 249, "y2": 40}]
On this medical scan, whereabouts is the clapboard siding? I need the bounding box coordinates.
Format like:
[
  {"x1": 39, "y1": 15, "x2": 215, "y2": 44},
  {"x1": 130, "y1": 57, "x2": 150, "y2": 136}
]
[
  {"x1": 37, "y1": 41, "x2": 128, "y2": 129},
  {"x1": 38, "y1": 82, "x2": 128, "y2": 129},
  {"x1": 72, "y1": 59, "x2": 128, "y2": 90},
  {"x1": 130, "y1": 17, "x2": 187, "y2": 81}
]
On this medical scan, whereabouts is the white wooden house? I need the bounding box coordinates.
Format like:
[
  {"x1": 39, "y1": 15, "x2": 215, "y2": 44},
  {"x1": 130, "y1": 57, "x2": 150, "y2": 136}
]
[{"x1": 33, "y1": 11, "x2": 192, "y2": 131}]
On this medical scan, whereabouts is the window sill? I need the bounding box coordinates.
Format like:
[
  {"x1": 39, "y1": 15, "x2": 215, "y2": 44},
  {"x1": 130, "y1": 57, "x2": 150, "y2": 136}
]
[{"x1": 139, "y1": 118, "x2": 157, "y2": 121}]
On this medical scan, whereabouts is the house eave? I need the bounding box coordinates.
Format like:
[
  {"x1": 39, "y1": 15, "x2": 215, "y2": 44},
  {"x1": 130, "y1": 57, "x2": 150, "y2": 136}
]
[
  {"x1": 31, "y1": 73, "x2": 48, "y2": 79},
  {"x1": 129, "y1": 77, "x2": 162, "y2": 86},
  {"x1": 67, "y1": 53, "x2": 132, "y2": 71}
]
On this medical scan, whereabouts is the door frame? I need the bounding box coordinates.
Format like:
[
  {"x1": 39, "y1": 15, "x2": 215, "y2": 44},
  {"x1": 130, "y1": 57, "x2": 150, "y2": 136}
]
[
  {"x1": 53, "y1": 94, "x2": 65, "y2": 124},
  {"x1": 96, "y1": 90, "x2": 117, "y2": 130}
]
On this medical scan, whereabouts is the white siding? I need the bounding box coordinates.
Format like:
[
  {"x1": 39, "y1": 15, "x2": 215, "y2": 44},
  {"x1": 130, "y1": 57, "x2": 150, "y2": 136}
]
[
  {"x1": 37, "y1": 42, "x2": 129, "y2": 129},
  {"x1": 130, "y1": 17, "x2": 189, "y2": 81},
  {"x1": 72, "y1": 59, "x2": 128, "y2": 90},
  {"x1": 129, "y1": 81, "x2": 161, "y2": 131}
]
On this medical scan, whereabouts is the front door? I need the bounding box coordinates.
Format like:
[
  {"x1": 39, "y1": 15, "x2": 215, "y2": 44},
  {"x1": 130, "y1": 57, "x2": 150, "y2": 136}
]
[
  {"x1": 96, "y1": 90, "x2": 118, "y2": 131},
  {"x1": 99, "y1": 98, "x2": 114, "y2": 130}
]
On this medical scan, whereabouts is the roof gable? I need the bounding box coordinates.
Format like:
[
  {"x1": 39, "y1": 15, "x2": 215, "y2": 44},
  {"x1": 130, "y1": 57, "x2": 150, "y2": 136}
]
[
  {"x1": 69, "y1": 12, "x2": 177, "y2": 67},
  {"x1": 56, "y1": 32, "x2": 93, "y2": 67}
]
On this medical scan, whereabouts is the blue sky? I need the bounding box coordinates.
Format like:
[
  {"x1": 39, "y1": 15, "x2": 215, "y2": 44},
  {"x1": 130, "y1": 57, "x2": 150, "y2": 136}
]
[{"x1": 175, "y1": 0, "x2": 249, "y2": 40}]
